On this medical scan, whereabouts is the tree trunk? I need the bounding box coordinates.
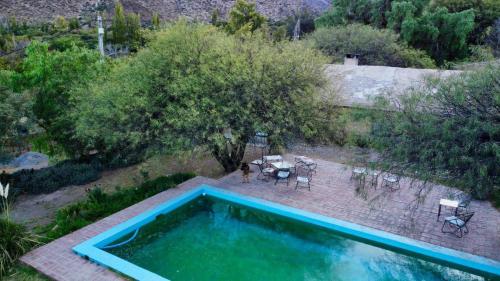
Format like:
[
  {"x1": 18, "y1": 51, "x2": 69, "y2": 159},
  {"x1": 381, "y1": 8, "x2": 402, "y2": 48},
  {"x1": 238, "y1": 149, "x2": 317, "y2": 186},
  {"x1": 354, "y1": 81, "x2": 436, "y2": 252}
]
[{"x1": 212, "y1": 140, "x2": 247, "y2": 173}]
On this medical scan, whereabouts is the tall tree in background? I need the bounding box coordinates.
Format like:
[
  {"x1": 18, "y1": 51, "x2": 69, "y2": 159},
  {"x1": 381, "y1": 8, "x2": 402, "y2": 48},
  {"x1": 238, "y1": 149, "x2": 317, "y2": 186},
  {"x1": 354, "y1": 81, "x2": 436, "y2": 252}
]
[
  {"x1": 396, "y1": 8, "x2": 475, "y2": 63},
  {"x1": 111, "y1": 1, "x2": 127, "y2": 44},
  {"x1": 226, "y1": 0, "x2": 266, "y2": 34},
  {"x1": 125, "y1": 12, "x2": 141, "y2": 48},
  {"x1": 152, "y1": 13, "x2": 161, "y2": 29}
]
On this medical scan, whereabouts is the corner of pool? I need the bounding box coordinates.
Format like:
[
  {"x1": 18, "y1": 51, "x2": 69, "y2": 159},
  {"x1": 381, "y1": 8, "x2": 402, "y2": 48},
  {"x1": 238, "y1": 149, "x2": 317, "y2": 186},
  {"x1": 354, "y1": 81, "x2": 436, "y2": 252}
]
[{"x1": 73, "y1": 184, "x2": 500, "y2": 281}]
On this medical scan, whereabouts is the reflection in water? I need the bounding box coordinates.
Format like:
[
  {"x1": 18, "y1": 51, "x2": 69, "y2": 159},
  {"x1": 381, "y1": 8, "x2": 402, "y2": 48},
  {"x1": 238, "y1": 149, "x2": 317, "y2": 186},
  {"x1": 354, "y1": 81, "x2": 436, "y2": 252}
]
[{"x1": 107, "y1": 197, "x2": 488, "y2": 281}]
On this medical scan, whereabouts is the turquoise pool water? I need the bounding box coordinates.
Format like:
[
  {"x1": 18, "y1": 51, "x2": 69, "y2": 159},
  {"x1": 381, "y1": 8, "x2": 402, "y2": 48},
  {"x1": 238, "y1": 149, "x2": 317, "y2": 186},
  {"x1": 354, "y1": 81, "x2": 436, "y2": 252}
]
[{"x1": 106, "y1": 196, "x2": 490, "y2": 281}]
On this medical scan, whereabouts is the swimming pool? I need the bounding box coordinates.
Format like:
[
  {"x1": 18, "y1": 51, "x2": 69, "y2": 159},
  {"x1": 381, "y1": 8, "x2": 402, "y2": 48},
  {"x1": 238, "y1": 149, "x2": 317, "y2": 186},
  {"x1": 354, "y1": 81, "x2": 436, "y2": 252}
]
[{"x1": 73, "y1": 185, "x2": 500, "y2": 281}]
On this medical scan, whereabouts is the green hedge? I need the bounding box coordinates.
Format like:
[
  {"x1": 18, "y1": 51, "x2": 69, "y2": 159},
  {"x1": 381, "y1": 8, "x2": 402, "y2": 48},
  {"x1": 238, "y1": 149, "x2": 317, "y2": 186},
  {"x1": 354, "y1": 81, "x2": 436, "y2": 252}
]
[
  {"x1": 10, "y1": 160, "x2": 103, "y2": 195},
  {"x1": 39, "y1": 172, "x2": 196, "y2": 241}
]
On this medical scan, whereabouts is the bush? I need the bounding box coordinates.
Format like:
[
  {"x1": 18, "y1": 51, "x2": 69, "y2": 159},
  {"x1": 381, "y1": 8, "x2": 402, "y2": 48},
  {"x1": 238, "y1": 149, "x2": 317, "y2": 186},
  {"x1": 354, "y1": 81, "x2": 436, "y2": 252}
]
[
  {"x1": 0, "y1": 218, "x2": 39, "y2": 278},
  {"x1": 39, "y1": 172, "x2": 195, "y2": 240},
  {"x1": 371, "y1": 64, "x2": 500, "y2": 199},
  {"x1": 48, "y1": 35, "x2": 85, "y2": 51},
  {"x1": 308, "y1": 24, "x2": 436, "y2": 68},
  {"x1": 11, "y1": 160, "x2": 102, "y2": 195}
]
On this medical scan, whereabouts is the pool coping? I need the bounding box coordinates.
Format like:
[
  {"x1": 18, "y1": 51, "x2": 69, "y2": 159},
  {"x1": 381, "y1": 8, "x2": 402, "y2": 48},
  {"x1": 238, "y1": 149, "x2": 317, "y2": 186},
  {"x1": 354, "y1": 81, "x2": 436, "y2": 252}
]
[{"x1": 73, "y1": 184, "x2": 500, "y2": 280}]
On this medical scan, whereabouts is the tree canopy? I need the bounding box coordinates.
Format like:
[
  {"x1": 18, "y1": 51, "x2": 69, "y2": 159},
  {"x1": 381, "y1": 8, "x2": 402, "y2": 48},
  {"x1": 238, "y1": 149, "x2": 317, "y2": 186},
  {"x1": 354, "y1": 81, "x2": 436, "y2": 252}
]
[
  {"x1": 225, "y1": 0, "x2": 266, "y2": 34},
  {"x1": 315, "y1": 0, "x2": 480, "y2": 64},
  {"x1": 9, "y1": 42, "x2": 104, "y2": 156},
  {"x1": 371, "y1": 64, "x2": 500, "y2": 199},
  {"x1": 308, "y1": 24, "x2": 436, "y2": 68},
  {"x1": 73, "y1": 22, "x2": 330, "y2": 171}
]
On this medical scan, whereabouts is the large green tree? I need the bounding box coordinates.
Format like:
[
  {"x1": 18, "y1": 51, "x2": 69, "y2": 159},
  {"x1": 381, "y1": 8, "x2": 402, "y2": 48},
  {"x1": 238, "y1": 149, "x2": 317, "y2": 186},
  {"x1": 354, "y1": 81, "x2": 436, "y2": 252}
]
[
  {"x1": 13, "y1": 42, "x2": 103, "y2": 156},
  {"x1": 372, "y1": 64, "x2": 500, "y2": 199},
  {"x1": 74, "y1": 22, "x2": 329, "y2": 171},
  {"x1": 389, "y1": 6, "x2": 475, "y2": 63}
]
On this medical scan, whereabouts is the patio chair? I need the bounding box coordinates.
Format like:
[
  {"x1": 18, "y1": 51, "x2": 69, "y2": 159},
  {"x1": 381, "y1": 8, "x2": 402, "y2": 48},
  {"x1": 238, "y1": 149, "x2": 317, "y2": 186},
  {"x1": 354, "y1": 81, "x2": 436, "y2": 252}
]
[
  {"x1": 381, "y1": 174, "x2": 401, "y2": 190},
  {"x1": 275, "y1": 168, "x2": 290, "y2": 186},
  {"x1": 253, "y1": 160, "x2": 274, "y2": 181},
  {"x1": 350, "y1": 167, "x2": 367, "y2": 187},
  {"x1": 367, "y1": 170, "x2": 379, "y2": 189},
  {"x1": 441, "y1": 212, "x2": 474, "y2": 238},
  {"x1": 454, "y1": 192, "x2": 472, "y2": 214},
  {"x1": 295, "y1": 168, "x2": 313, "y2": 191},
  {"x1": 307, "y1": 162, "x2": 318, "y2": 174}
]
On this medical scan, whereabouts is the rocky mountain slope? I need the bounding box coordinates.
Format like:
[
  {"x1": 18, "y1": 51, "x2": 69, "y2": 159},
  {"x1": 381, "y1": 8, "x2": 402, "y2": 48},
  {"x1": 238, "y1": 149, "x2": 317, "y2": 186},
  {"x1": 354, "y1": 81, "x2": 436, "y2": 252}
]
[{"x1": 0, "y1": 0, "x2": 330, "y2": 23}]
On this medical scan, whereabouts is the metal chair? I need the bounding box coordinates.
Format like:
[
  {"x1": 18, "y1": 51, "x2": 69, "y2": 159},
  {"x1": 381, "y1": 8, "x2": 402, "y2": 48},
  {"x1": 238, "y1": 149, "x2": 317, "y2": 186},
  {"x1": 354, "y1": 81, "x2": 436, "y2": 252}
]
[
  {"x1": 350, "y1": 167, "x2": 367, "y2": 187},
  {"x1": 253, "y1": 160, "x2": 275, "y2": 181},
  {"x1": 275, "y1": 168, "x2": 290, "y2": 186},
  {"x1": 296, "y1": 168, "x2": 313, "y2": 191},
  {"x1": 382, "y1": 174, "x2": 401, "y2": 190},
  {"x1": 367, "y1": 170, "x2": 379, "y2": 188},
  {"x1": 441, "y1": 212, "x2": 474, "y2": 238},
  {"x1": 454, "y1": 192, "x2": 472, "y2": 214}
]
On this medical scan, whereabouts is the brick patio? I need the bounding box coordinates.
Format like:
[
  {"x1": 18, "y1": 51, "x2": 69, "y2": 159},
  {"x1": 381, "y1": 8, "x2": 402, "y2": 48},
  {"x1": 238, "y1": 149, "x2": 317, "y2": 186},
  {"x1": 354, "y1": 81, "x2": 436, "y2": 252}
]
[{"x1": 21, "y1": 155, "x2": 500, "y2": 280}]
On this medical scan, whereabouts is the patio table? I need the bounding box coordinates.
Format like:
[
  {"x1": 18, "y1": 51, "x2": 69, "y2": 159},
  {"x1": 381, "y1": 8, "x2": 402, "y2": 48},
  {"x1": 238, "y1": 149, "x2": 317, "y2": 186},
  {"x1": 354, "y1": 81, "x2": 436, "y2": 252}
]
[
  {"x1": 263, "y1": 155, "x2": 283, "y2": 162},
  {"x1": 437, "y1": 199, "x2": 459, "y2": 221},
  {"x1": 271, "y1": 161, "x2": 294, "y2": 170}
]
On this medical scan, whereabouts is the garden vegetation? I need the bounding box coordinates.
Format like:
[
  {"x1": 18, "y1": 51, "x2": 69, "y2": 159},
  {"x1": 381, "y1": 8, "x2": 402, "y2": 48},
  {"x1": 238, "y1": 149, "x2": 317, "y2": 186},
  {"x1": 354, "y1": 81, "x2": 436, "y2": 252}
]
[{"x1": 371, "y1": 64, "x2": 500, "y2": 200}]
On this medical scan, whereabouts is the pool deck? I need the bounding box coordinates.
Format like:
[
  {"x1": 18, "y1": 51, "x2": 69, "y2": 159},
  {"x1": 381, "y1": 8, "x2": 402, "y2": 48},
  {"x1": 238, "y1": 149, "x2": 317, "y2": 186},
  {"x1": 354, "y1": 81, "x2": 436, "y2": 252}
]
[{"x1": 21, "y1": 155, "x2": 500, "y2": 280}]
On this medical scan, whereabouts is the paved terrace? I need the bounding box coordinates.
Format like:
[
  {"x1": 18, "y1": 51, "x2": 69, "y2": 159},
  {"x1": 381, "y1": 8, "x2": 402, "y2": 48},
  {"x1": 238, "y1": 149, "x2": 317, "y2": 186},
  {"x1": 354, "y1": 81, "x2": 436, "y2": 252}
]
[{"x1": 21, "y1": 155, "x2": 500, "y2": 280}]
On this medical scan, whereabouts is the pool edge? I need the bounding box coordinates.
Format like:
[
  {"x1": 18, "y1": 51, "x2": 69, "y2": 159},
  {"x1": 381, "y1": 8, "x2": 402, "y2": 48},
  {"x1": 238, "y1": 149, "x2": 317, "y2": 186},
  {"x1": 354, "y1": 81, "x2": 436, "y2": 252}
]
[{"x1": 73, "y1": 184, "x2": 500, "y2": 280}]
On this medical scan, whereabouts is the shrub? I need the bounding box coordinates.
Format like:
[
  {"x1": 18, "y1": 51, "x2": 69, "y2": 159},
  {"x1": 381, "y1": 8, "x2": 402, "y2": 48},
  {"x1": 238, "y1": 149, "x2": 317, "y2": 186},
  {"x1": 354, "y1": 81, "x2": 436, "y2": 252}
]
[
  {"x1": 371, "y1": 64, "x2": 500, "y2": 199},
  {"x1": 39, "y1": 172, "x2": 195, "y2": 240},
  {"x1": 0, "y1": 218, "x2": 39, "y2": 278},
  {"x1": 11, "y1": 160, "x2": 102, "y2": 195},
  {"x1": 308, "y1": 24, "x2": 436, "y2": 68},
  {"x1": 48, "y1": 35, "x2": 85, "y2": 51}
]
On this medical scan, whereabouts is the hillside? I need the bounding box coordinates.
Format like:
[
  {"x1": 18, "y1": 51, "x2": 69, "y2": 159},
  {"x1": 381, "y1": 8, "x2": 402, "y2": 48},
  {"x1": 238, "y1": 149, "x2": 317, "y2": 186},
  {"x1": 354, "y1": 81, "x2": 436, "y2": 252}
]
[{"x1": 0, "y1": 0, "x2": 330, "y2": 23}]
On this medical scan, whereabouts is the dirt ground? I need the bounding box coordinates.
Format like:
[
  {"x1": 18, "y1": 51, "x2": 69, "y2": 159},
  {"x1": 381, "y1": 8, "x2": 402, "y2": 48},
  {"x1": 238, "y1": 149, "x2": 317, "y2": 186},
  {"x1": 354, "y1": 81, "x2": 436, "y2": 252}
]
[{"x1": 10, "y1": 143, "x2": 374, "y2": 229}]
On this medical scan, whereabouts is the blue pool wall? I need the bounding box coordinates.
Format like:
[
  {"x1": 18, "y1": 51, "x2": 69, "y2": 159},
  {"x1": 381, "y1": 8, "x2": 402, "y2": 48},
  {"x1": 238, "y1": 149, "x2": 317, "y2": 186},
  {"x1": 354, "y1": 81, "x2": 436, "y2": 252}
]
[{"x1": 73, "y1": 184, "x2": 500, "y2": 281}]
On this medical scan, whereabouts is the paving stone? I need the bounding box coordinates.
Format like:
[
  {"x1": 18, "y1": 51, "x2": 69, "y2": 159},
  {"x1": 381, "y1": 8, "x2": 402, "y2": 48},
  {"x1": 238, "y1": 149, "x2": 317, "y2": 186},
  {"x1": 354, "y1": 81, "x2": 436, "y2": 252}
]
[{"x1": 21, "y1": 155, "x2": 500, "y2": 280}]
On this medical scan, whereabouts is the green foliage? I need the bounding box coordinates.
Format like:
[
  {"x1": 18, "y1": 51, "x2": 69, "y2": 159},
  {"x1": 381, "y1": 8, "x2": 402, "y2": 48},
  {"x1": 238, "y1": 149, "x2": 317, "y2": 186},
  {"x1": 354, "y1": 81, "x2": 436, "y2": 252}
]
[
  {"x1": 10, "y1": 160, "x2": 102, "y2": 195},
  {"x1": 48, "y1": 35, "x2": 85, "y2": 51},
  {"x1": 0, "y1": 218, "x2": 39, "y2": 278},
  {"x1": 466, "y1": 45, "x2": 495, "y2": 62},
  {"x1": 111, "y1": 1, "x2": 127, "y2": 44},
  {"x1": 152, "y1": 13, "x2": 161, "y2": 30},
  {"x1": 74, "y1": 22, "x2": 330, "y2": 171},
  {"x1": 308, "y1": 24, "x2": 436, "y2": 68},
  {"x1": 371, "y1": 64, "x2": 500, "y2": 199},
  {"x1": 0, "y1": 77, "x2": 35, "y2": 154},
  {"x1": 53, "y1": 16, "x2": 69, "y2": 31},
  {"x1": 39, "y1": 173, "x2": 195, "y2": 240},
  {"x1": 14, "y1": 41, "x2": 104, "y2": 156},
  {"x1": 493, "y1": 188, "x2": 500, "y2": 209},
  {"x1": 397, "y1": 7, "x2": 475, "y2": 64},
  {"x1": 68, "y1": 18, "x2": 80, "y2": 30},
  {"x1": 315, "y1": 0, "x2": 416, "y2": 28},
  {"x1": 125, "y1": 13, "x2": 142, "y2": 50},
  {"x1": 316, "y1": 0, "x2": 483, "y2": 64},
  {"x1": 486, "y1": 19, "x2": 500, "y2": 57},
  {"x1": 272, "y1": 10, "x2": 317, "y2": 40},
  {"x1": 110, "y1": 1, "x2": 143, "y2": 49},
  {"x1": 226, "y1": 0, "x2": 266, "y2": 34},
  {"x1": 431, "y1": 0, "x2": 500, "y2": 44}
]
